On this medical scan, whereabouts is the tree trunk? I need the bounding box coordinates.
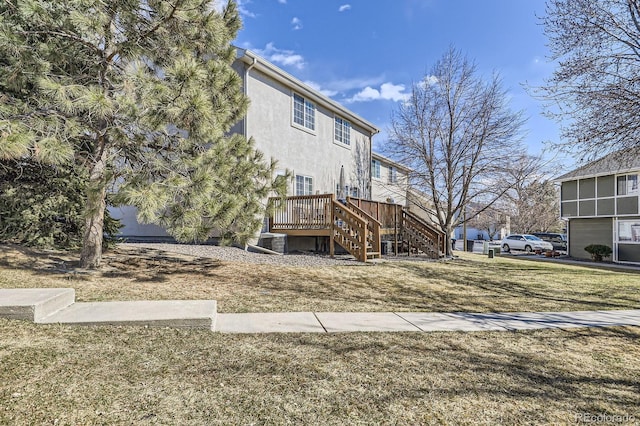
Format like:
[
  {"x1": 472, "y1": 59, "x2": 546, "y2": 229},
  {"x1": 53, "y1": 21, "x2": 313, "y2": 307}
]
[{"x1": 80, "y1": 148, "x2": 108, "y2": 269}]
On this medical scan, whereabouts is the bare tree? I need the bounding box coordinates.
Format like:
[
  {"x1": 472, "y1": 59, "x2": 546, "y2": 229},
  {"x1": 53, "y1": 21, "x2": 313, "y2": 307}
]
[
  {"x1": 503, "y1": 155, "x2": 563, "y2": 233},
  {"x1": 508, "y1": 180, "x2": 562, "y2": 234},
  {"x1": 386, "y1": 47, "x2": 527, "y2": 254},
  {"x1": 466, "y1": 203, "x2": 505, "y2": 241},
  {"x1": 540, "y1": 0, "x2": 640, "y2": 160},
  {"x1": 351, "y1": 138, "x2": 371, "y2": 199}
]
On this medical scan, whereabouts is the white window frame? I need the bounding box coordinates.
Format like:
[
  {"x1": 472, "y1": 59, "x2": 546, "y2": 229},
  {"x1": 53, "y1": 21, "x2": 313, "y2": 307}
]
[
  {"x1": 613, "y1": 218, "x2": 640, "y2": 264},
  {"x1": 617, "y1": 174, "x2": 638, "y2": 196},
  {"x1": 292, "y1": 93, "x2": 315, "y2": 132},
  {"x1": 334, "y1": 116, "x2": 351, "y2": 146},
  {"x1": 372, "y1": 159, "x2": 381, "y2": 179},
  {"x1": 295, "y1": 175, "x2": 313, "y2": 196},
  {"x1": 388, "y1": 166, "x2": 398, "y2": 184}
]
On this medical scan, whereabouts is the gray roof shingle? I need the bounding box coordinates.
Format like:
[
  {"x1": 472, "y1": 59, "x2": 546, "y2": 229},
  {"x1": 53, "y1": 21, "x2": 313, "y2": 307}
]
[{"x1": 555, "y1": 147, "x2": 640, "y2": 181}]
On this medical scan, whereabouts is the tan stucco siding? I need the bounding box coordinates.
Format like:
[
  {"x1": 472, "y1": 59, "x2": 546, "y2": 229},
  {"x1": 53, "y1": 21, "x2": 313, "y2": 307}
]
[
  {"x1": 371, "y1": 159, "x2": 408, "y2": 206},
  {"x1": 245, "y1": 67, "x2": 372, "y2": 197}
]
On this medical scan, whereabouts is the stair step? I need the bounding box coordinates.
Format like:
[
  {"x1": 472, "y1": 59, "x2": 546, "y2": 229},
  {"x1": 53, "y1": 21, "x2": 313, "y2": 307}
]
[
  {"x1": 0, "y1": 288, "x2": 75, "y2": 322},
  {"x1": 39, "y1": 300, "x2": 217, "y2": 329}
]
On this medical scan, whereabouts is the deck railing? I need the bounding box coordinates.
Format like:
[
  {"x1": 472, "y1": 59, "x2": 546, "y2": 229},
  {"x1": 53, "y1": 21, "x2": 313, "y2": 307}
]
[
  {"x1": 347, "y1": 197, "x2": 402, "y2": 230},
  {"x1": 268, "y1": 194, "x2": 333, "y2": 232},
  {"x1": 330, "y1": 201, "x2": 369, "y2": 262},
  {"x1": 268, "y1": 193, "x2": 446, "y2": 261}
]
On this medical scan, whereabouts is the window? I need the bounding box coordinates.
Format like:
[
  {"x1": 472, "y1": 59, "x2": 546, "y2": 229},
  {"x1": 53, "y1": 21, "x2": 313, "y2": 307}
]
[
  {"x1": 293, "y1": 93, "x2": 315, "y2": 131},
  {"x1": 618, "y1": 220, "x2": 640, "y2": 242},
  {"x1": 617, "y1": 174, "x2": 638, "y2": 196},
  {"x1": 388, "y1": 166, "x2": 397, "y2": 183},
  {"x1": 334, "y1": 117, "x2": 351, "y2": 145},
  {"x1": 372, "y1": 159, "x2": 381, "y2": 179},
  {"x1": 351, "y1": 186, "x2": 359, "y2": 198},
  {"x1": 295, "y1": 175, "x2": 313, "y2": 195}
]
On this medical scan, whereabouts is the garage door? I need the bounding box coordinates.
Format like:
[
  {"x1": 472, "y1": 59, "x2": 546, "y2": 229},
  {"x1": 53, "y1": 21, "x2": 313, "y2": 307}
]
[{"x1": 568, "y1": 218, "x2": 613, "y2": 260}]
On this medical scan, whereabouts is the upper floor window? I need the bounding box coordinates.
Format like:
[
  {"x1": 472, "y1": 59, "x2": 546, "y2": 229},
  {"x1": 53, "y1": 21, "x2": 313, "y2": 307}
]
[
  {"x1": 295, "y1": 175, "x2": 313, "y2": 195},
  {"x1": 293, "y1": 93, "x2": 315, "y2": 131},
  {"x1": 334, "y1": 117, "x2": 351, "y2": 145},
  {"x1": 372, "y1": 159, "x2": 381, "y2": 179},
  {"x1": 388, "y1": 166, "x2": 398, "y2": 183},
  {"x1": 617, "y1": 174, "x2": 638, "y2": 196}
]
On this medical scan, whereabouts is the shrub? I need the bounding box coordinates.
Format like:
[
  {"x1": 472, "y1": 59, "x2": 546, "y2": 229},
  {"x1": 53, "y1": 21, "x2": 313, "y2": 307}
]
[{"x1": 584, "y1": 244, "x2": 612, "y2": 262}]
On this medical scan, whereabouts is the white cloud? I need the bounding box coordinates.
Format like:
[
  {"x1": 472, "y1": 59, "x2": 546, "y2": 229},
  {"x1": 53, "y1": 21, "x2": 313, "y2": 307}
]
[
  {"x1": 304, "y1": 81, "x2": 339, "y2": 97},
  {"x1": 346, "y1": 82, "x2": 410, "y2": 103},
  {"x1": 213, "y1": 0, "x2": 256, "y2": 17},
  {"x1": 339, "y1": 4, "x2": 351, "y2": 12},
  {"x1": 278, "y1": 0, "x2": 287, "y2": 3},
  {"x1": 254, "y1": 43, "x2": 305, "y2": 70},
  {"x1": 321, "y1": 76, "x2": 385, "y2": 93},
  {"x1": 291, "y1": 17, "x2": 303, "y2": 30},
  {"x1": 417, "y1": 75, "x2": 438, "y2": 89}
]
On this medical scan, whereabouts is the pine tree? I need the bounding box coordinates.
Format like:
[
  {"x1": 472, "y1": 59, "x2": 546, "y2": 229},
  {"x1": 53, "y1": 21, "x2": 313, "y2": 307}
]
[
  {"x1": 0, "y1": 159, "x2": 121, "y2": 249},
  {"x1": 0, "y1": 1, "x2": 286, "y2": 268}
]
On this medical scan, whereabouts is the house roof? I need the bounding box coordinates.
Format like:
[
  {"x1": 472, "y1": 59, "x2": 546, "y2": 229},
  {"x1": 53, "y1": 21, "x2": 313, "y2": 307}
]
[
  {"x1": 554, "y1": 147, "x2": 640, "y2": 182},
  {"x1": 372, "y1": 152, "x2": 412, "y2": 173},
  {"x1": 236, "y1": 48, "x2": 379, "y2": 136}
]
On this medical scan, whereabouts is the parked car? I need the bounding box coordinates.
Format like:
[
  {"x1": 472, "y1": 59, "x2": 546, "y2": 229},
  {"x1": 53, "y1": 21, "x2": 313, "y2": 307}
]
[
  {"x1": 501, "y1": 234, "x2": 554, "y2": 253},
  {"x1": 531, "y1": 232, "x2": 567, "y2": 252}
]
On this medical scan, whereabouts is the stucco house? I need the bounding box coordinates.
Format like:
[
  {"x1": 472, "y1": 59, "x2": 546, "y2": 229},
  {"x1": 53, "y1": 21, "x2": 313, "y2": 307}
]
[
  {"x1": 555, "y1": 148, "x2": 640, "y2": 264},
  {"x1": 232, "y1": 47, "x2": 379, "y2": 200},
  {"x1": 112, "y1": 48, "x2": 378, "y2": 239},
  {"x1": 111, "y1": 48, "x2": 446, "y2": 259}
]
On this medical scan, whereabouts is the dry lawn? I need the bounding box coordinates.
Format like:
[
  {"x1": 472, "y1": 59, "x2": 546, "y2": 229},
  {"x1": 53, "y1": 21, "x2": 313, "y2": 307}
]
[
  {"x1": 1, "y1": 320, "x2": 638, "y2": 425},
  {"x1": 0, "y1": 243, "x2": 639, "y2": 313},
  {"x1": 1, "y1": 244, "x2": 639, "y2": 424}
]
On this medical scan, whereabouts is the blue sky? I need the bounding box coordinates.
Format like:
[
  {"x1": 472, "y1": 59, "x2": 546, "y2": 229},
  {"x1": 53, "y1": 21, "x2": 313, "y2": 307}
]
[{"x1": 229, "y1": 0, "x2": 563, "y2": 165}]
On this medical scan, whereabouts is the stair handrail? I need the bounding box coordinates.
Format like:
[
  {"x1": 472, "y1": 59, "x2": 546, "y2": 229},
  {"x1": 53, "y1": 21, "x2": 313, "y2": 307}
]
[
  {"x1": 331, "y1": 199, "x2": 368, "y2": 262},
  {"x1": 346, "y1": 199, "x2": 382, "y2": 258},
  {"x1": 401, "y1": 209, "x2": 446, "y2": 257}
]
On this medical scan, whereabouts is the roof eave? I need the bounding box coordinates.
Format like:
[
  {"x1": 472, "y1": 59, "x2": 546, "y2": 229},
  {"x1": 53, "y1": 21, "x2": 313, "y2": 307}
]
[{"x1": 237, "y1": 48, "x2": 380, "y2": 136}]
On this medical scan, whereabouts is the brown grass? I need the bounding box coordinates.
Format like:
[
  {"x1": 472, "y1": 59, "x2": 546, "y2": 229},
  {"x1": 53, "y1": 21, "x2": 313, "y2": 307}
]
[
  {"x1": 1, "y1": 244, "x2": 639, "y2": 424},
  {"x1": 1, "y1": 320, "x2": 638, "y2": 425},
  {"x1": 1, "y1": 243, "x2": 639, "y2": 313}
]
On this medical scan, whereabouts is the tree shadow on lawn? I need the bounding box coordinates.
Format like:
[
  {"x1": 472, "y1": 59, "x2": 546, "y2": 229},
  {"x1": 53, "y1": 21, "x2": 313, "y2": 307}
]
[
  {"x1": 392, "y1": 259, "x2": 640, "y2": 312},
  {"x1": 0, "y1": 244, "x2": 224, "y2": 284},
  {"x1": 288, "y1": 327, "x2": 640, "y2": 421}
]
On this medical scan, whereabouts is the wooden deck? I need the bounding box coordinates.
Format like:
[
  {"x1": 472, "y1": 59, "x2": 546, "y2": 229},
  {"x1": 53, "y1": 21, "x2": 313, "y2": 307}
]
[{"x1": 268, "y1": 194, "x2": 446, "y2": 261}]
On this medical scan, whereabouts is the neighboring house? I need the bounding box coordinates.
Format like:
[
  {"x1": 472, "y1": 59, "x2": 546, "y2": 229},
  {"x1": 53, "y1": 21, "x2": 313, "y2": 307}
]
[
  {"x1": 554, "y1": 148, "x2": 640, "y2": 264},
  {"x1": 370, "y1": 153, "x2": 410, "y2": 206}
]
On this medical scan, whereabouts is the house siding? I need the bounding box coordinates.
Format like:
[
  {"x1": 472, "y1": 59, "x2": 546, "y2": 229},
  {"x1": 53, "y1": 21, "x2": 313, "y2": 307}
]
[
  {"x1": 371, "y1": 158, "x2": 408, "y2": 206},
  {"x1": 111, "y1": 49, "x2": 378, "y2": 241},
  {"x1": 568, "y1": 218, "x2": 613, "y2": 260},
  {"x1": 241, "y1": 61, "x2": 373, "y2": 198}
]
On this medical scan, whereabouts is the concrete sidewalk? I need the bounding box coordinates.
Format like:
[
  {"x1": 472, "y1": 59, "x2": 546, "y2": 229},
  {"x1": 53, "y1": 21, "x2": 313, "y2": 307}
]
[
  {"x1": 214, "y1": 310, "x2": 640, "y2": 333},
  {"x1": 2, "y1": 288, "x2": 640, "y2": 333}
]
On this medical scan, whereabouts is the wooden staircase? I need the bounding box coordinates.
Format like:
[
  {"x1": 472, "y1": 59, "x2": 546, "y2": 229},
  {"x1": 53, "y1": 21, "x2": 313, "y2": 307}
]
[
  {"x1": 400, "y1": 209, "x2": 445, "y2": 259},
  {"x1": 330, "y1": 199, "x2": 381, "y2": 262}
]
